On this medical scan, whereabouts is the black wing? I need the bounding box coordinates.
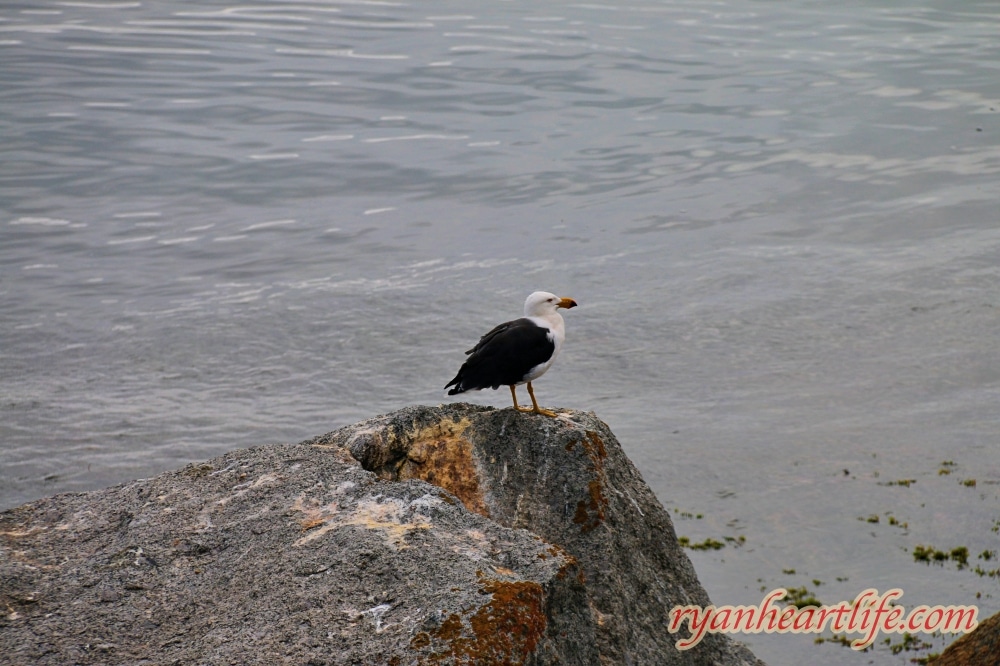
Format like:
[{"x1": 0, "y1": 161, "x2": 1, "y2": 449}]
[{"x1": 445, "y1": 318, "x2": 554, "y2": 394}]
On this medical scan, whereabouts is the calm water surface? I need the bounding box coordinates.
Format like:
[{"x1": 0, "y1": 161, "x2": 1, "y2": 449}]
[{"x1": 2, "y1": 1, "x2": 999, "y2": 663}]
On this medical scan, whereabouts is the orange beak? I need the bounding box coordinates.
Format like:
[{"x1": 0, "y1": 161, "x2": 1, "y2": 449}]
[{"x1": 557, "y1": 297, "x2": 578, "y2": 309}]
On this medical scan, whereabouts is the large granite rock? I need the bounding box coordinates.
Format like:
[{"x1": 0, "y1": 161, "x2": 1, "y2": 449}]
[
  {"x1": 0, "y1": 404, "x2": 763, "y2": 665},
  {"x1": 932, "y1": 610, "x2": 1000, "y2": 666}
]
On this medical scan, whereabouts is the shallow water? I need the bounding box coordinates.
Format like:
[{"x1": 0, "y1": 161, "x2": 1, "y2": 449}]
[{"x1": 2, "y1": 1, "x2": 999, "y2": 663}]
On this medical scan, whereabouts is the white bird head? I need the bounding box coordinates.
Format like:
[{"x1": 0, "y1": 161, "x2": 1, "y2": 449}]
[{"x1": 523, "y1": 291, "x2": 578, "y2": 317}]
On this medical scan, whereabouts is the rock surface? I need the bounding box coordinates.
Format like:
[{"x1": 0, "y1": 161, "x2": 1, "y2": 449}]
[
  {"x1": 1, "y1": 404, "x2": 763, "y2": 665},
  {"x1": 932, "y1": 610, "x2": 1000, "y2": 666}
]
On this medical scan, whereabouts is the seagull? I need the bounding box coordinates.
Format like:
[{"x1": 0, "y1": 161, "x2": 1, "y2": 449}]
[{"x1": 445, "y1": 291, "x2": 577, "y2": 417}]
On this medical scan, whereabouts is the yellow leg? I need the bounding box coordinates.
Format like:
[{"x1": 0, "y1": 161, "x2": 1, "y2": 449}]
[
  {"x1": 526, "y1": 382, "x2": 558, "y2": 417},
  {"x1": 510, "y1": 385, "x2": 533, "y2": 412}
]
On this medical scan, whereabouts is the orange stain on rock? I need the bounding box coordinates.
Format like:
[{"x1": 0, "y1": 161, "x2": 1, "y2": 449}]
[
  {"x1": 412, "y1": 573, "x2": 548, "y2": 665},
  {"x1": 384, "y1": 419, "x2": 491, "y2": 519}
]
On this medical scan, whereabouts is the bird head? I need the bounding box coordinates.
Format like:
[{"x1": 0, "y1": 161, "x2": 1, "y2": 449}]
[{"x1": 524, "y1": 291, "x2": 577, "y2": 317}]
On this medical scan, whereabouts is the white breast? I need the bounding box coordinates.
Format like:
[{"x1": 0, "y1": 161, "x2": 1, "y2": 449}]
[{"x1": 522, "y1": 313, "x2": 565, "y2": 383}]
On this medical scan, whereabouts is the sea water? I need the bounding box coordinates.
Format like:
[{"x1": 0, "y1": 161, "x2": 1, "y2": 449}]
[{"x1": 2, "y1": 1, "x2": 999, "y2": 663}]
